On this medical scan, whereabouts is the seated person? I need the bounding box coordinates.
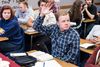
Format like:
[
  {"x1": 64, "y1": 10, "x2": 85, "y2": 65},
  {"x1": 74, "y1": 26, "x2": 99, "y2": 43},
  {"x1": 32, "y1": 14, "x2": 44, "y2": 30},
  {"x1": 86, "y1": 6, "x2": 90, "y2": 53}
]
[
  {"x1": 15, "y1": 1, "x2": 34, "y2": 29},
  {"x1": 33, "y1": 4, "x2": 80, "y2": 65},
  {"x1": 33, "y1": 0, "x2": 56, "y2": 26},
  {"x1": 86, "y1": 25, "x2": 100, "y2": 44},
  {"x1": 85, "y1": 46, "x2": 100, "y2": 67},
  {"x1": 82, "y1": 0, "x2": 98, "y2": 38},
  {"x1": 0, "y1": 5, "x2": 25, "y2": 56}
]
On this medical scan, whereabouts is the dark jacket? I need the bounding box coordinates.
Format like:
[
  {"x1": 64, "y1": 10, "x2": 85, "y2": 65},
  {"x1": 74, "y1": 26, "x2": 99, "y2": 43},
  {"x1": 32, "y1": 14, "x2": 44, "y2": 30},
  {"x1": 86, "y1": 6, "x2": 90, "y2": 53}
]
[{"x1": 0, "y1": 17, "x2": 24, "y2": 46}]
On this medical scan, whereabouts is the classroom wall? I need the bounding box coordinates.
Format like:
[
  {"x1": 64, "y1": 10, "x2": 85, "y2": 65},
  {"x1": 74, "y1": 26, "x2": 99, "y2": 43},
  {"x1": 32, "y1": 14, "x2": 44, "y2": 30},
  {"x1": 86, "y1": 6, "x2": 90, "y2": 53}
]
[{"x1": 0, "y1": 0, "x2": 100, "y2": 9}]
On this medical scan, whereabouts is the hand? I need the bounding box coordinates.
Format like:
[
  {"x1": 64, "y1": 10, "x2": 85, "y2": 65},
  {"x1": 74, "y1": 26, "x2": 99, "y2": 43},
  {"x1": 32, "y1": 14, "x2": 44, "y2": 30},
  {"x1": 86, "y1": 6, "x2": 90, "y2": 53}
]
[
  {"x1": 84, "y1": 4, "x2": 88, "y2": 10},
  {"x1": 0, "y1": 28, "x2": 5, "y2": 35},
  {"x1": 40, "y1": 3, "x2": 52, "y2": 17},
  {"x1": 89, "y1": 39, "x2": 97, "y2": 44}
]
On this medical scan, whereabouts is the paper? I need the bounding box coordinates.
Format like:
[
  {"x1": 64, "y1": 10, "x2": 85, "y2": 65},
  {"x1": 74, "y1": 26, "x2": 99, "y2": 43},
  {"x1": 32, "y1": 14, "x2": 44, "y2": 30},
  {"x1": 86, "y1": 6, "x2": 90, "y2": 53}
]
[
  {"x1": 28, "y1": 51, "x2": 53, "y2": 61},
  {"x1": 32, "y1": 60, "x2": 62, "y2": 67},
  {"x1": 10, "y1": 53, "x2": 26, "y2": 57},
  {"x1": 80, "y1": 43, "x2": 95, "y2": 49},
  {"x1": 25, "y1": 27, "x2": 36, "y2": 33}
]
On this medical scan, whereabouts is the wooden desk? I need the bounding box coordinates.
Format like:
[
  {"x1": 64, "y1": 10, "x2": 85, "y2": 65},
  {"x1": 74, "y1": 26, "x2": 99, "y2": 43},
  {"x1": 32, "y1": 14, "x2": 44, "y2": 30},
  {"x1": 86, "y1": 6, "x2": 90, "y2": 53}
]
[
  {"x1": 27, "y1": 50, "x2": 77, "y2": 67},
  {"x1": 54, "y1": 58, "x2": 77, "y2": 67},
  {"x1": 0, "y1": 37, "x2": 8, "y2": 41},
  {"x1": 25, "y1": 30, "x2": 39, "y2": 50},
  {"x1": 82, "y1": 19, "x2": 95, "y2": 23},
  {"x1": 80, "y1": 39, "x2": 99, "y2": 54},
  {"x1": 25, "y1": 31, "x2": 39, "y2": 35}
]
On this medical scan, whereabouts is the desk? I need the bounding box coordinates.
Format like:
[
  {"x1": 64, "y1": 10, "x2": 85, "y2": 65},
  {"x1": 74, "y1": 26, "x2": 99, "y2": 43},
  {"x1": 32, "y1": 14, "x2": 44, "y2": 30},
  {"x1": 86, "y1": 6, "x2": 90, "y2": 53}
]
[
  {"x1": 82, "y1": 19, "x2": 95, "y2": 38},
  {"x1": 25, "y1": 31, "x2": 39, "y2": 50},
  {"x1": 0, "y1": 37, "x2": 8, "y2": 41},
  {"x1": 27, "y1": 50, "x2": 77, "y2": 67},
  {"x1": 80, "y1": 39, "x2": 100, "y2": 54}
]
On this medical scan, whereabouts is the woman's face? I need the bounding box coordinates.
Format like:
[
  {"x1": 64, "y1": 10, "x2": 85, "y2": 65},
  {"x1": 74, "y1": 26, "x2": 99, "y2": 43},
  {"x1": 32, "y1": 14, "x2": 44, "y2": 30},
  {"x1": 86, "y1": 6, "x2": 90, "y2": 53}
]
[{"x1": 2, "y1": 9, "x2": 11, "y2": 20}]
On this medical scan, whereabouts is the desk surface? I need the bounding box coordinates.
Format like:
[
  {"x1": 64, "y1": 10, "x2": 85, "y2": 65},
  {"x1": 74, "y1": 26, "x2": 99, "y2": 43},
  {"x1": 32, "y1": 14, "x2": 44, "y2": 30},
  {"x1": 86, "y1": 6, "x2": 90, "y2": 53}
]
[
  {"x1": 80, "y1": 39, "x2": 100, "y2": 54},
  {"x1": 0, "y1": 37, "x2": 8, "y2": 41},
  {"x1": 27, "y1": 50, "x2": 77, "y2": 67},
  {"x1": 82, "y1": 19, "x2": 95, "y2": 23},
  {"x1": 25, "y1": 31, "x2": 39, "y2": 35}
]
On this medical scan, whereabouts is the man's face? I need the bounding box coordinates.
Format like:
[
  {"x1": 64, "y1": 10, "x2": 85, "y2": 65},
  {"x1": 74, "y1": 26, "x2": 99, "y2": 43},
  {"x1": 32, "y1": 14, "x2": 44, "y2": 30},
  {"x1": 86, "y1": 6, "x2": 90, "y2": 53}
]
[
  {"x1": 85, "y1": 0, "x2": 92, "y2": 5},
  {"x1": 19, "y1": 3, "x2": 26, "y2": 12},
  {"x1": 40, "y1": 2, "x2": 46, "y2": 9},
  {"x1": 2, "y1": 9, "x2": 11, "y2": 20},
  {"x1": 57, "y1": 14, "x2": 71, "y2": 32}
]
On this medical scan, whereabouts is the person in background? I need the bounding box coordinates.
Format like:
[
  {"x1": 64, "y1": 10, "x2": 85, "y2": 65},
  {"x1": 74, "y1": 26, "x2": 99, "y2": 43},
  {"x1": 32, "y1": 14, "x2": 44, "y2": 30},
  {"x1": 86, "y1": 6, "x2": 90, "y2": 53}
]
[
  {"x1": 0, "y1": 5, "x2": 25, "y2": 56},
  {"x1": 33, "y1": 4, "x2": 80, "y2": 65},
  {"x1": 85, "y1": 46, "x2": 100, "y2": 67},
  {"x1": 86, "y1": 25, "x2": 100, "y2": 43},
  {"x1": 82, "y1": 0, "x2": 98, "y2": 38},
  {"x1": 15, "y1": 1, "x2": 34, "y2": 27},
  {"x1": 33, "y1": 0, "x2": 56, "y2": 26},
  {"x1": 47, "y1": 0, "x2": 60, "y2": 13},
  {"x1": 68, "y1": 0, "x2": 83, "y2": 35}
]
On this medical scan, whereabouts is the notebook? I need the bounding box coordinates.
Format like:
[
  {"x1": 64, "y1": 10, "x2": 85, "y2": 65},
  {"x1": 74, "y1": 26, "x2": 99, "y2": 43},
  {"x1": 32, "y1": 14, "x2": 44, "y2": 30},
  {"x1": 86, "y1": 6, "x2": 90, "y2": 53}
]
[
  {"x1": 28, "y1": 51, "x2": 53, "y2": 61},
  {"x1": 80, "y1": 43, "x2": 95, "y2": 49}
]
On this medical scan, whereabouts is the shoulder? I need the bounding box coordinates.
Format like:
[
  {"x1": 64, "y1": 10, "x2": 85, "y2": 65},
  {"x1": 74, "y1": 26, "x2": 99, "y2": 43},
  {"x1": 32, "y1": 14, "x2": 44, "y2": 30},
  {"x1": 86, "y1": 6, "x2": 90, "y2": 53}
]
[
  {"x1": 69, "y1": 28, "x2": 80, "y2": 37},
  {"x1": 91, "y1": 4, "x2": 97, "y2": 9},
  {"x1": 10, "y1": 17, "x2": 18, "y2": 25}
]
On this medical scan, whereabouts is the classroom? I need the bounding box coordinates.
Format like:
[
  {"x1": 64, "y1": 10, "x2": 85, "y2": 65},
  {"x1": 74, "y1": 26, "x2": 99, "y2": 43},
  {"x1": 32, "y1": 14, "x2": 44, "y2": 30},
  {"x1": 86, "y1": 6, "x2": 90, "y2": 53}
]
[{"x1": 0, "y1": 0, "x2": 100, "y2": 67}]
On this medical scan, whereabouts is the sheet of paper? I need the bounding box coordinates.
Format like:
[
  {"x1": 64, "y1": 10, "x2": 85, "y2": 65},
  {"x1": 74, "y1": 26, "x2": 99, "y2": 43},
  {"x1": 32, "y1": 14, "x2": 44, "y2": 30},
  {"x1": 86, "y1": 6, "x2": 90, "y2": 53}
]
[
  {"x1": 80, "y1": 43, "x2": 95, "y2": 49},
  {"x1": 32, "y1": 60, "x2": 62, "y2": 67}
]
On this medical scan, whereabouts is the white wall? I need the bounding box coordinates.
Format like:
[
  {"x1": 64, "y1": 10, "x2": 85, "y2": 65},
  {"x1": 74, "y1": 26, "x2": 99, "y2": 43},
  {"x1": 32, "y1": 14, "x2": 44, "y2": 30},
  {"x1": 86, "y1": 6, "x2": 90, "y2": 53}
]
[{"x1": 0, "y1": 0, "x2": 100, "y2": 9}]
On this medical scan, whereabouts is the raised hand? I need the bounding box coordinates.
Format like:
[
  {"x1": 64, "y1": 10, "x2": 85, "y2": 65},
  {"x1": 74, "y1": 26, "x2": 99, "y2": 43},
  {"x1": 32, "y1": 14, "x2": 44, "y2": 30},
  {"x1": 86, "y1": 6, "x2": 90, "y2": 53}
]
[{"x1": 40, "y1": 3, "x2": 52, "y2": 17}]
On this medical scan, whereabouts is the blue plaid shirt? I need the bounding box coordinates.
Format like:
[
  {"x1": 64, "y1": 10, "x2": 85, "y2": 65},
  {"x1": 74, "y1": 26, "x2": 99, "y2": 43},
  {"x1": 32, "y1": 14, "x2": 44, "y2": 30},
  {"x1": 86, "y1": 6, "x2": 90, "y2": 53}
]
[{"x1": 33, "y1": 16, "x2": 80, "y2": 64}]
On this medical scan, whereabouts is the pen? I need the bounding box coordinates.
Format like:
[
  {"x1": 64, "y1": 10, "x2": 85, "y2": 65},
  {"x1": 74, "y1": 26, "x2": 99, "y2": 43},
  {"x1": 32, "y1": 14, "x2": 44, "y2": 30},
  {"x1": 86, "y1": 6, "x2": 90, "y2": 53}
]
[{"x1": 43, "y1": 62, "x2": 45, "y2": 67}]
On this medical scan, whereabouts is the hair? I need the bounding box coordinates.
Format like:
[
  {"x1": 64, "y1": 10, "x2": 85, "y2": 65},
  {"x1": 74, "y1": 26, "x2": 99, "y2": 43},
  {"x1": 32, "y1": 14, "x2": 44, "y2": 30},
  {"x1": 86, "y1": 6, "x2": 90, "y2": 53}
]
[
  {"x1": 85, "y1": 0, "x2": 94, "y2": 3},
  {"x1": 55, "y1": 10, "x2": 69, "y2": 21},
  {"x1": 38, "y1": 0, "x2": 48, "y2": 7},
  {"x1": 19, "y1": 1, "x2": 28, "y2": 8},
  {"x1": 69, "y1": 0, "x2": 83, "y2": 22},
  {"x1": 0, "y1": 5, "x2": 14, "y2": 20}
]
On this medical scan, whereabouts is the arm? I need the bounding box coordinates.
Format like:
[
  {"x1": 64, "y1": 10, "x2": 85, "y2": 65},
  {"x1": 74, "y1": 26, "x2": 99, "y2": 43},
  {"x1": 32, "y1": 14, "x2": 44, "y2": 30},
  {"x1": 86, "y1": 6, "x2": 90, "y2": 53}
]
[
  {"x1": 85, "y1": 46, "x2": 100, "y2": 67},
  {"x1": 33, "y1": 15, "x2": 52, "y2": 36},
  {"x1": 0, "y1": 20, "x2": 19, "y2": 38},
  {"x1": 18, "y1": 15, "x2": 30, "y2": 24},
  {"x1": 43, "y1": 12, "x2": 56, "y2": 26},
  {"x1": 33, "y1": 4, "x2": 53, "y2": 35},
  {"x1": 84, "y1": 4, "x2": 97, "y2": 19}
]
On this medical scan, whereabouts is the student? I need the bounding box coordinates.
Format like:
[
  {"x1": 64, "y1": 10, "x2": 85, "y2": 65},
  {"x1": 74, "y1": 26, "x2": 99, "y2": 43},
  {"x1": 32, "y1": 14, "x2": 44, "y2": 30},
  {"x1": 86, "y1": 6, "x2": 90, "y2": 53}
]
[
  {"x1": 82, "y1": 0, "x2": 98, "y2": 38},
  {"x1": 33, "y1": 4, "x2": 80, "y2": 65},
  {"x1": 0, "y1": 5, "x2": 24, "y2": 56},
  {"x1": 86, "y1": 25, "x2": 100, "y2": 41},
  {"x1": 68, "y1": 0, "x2": 83, "y2": 36},
  {"x1": 33, "y1": 0, "x2": 56, "y2": 26},
  {"x1": 85, "y1": 46, "x2": 100, "y2": 67},
  {"x1": 15, "y1": 1, "x2": 34, "y2": 26}
]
